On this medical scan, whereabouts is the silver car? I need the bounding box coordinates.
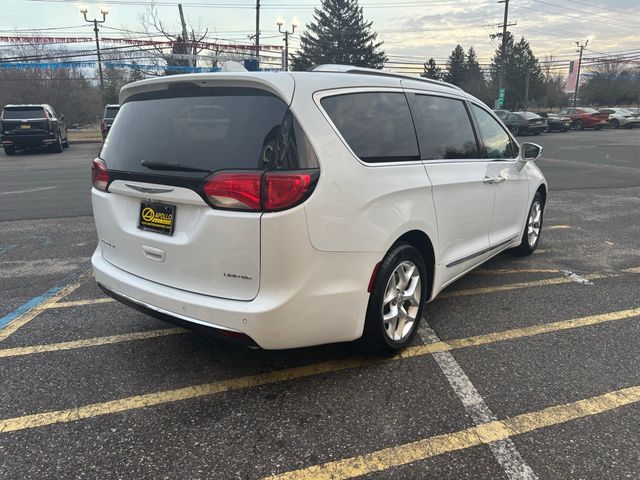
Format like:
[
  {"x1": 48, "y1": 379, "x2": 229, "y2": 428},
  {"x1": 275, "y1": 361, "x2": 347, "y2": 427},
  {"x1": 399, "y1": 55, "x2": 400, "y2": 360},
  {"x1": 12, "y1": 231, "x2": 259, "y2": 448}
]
[{"x1": 599, "y1": 108, "x2": 640, "y2": 129}]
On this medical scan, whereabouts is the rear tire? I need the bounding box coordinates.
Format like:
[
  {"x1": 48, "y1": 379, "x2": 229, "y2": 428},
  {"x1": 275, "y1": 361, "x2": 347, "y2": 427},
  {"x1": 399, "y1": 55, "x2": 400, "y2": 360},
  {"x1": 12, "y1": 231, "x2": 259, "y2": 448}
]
[
  {"x1": 610, "y1": 119, "x2": 619, "y2": 129},
  {"x1": 514, "y1": 192, "x2": 544, "y2": 256},
  {"x1": 62, "y1": 137, "x2": 69, "y2": 148},
  {"x1": 574, "y1": 119, "x2": 584, "y2": 130},
  {"x1": 360, "y1": 243, "x2": 427, "y2": 356},
  {"x1": 52, "y1": 136, "x2": 63, "y2": 153},
  {"x1": 3, "y1": 145, "x2": 15, "y2": 156}
]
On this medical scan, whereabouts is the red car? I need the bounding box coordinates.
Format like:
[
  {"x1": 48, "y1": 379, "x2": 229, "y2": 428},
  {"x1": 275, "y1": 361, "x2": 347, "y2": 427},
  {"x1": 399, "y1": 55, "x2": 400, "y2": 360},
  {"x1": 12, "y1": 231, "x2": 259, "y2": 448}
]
[{"x1": 557, "y1": 107, "x2": 609, "y2": 130}]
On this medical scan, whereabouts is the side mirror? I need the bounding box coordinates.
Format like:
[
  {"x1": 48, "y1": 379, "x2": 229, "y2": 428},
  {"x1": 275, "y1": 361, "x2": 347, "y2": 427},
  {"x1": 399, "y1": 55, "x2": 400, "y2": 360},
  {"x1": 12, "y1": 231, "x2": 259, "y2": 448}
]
[{"x1": 520, "y1": 142, "x2": 543, "y2": 161}]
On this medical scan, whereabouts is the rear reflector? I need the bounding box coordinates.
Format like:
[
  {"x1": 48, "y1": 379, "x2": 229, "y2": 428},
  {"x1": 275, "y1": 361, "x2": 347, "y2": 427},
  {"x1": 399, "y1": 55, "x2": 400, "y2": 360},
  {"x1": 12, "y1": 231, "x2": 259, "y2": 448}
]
[
  {"x1": 203, "y1": 172, "x2": 262, "y2": 210},
  {"x1": 91, "y1": 158, "x2": 109, "y2": 191},
  {"x1": 264, "y1": 172, "x2": 312, "y2": 211}
]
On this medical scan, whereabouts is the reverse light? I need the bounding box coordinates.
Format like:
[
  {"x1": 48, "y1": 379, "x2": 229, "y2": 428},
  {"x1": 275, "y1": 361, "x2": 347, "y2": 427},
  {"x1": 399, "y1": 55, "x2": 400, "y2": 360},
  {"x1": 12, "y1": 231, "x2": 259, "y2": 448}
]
[{"x1": 91, "y1": 158, "x2": 109, "y2": 191}]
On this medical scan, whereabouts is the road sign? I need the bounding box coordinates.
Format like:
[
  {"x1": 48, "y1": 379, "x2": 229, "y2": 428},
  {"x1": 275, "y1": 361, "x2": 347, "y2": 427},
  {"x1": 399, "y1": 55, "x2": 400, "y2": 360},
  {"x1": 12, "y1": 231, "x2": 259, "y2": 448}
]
[{"x1": 498, "y1": 88, "x2": 505, "y2": 107}]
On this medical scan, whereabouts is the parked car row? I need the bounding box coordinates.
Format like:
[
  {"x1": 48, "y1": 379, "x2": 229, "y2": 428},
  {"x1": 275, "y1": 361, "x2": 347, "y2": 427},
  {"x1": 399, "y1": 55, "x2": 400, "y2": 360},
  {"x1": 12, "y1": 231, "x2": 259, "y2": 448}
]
[{"x1": 494, "y1": 107, "x2": 640, "y2": 135}]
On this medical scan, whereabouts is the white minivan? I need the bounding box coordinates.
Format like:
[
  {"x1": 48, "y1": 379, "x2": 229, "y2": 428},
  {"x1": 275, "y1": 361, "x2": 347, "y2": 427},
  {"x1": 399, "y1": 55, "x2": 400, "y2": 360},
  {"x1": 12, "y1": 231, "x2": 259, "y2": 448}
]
[{"x1": 91, "y1": 65, "x2": 547, "y2": 356}]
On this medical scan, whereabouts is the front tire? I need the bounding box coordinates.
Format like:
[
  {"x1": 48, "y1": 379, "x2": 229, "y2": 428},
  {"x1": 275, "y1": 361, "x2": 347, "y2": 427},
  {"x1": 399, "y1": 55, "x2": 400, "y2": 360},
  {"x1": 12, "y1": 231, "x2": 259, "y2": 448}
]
[
  {"x1": 610, "y1": 119, "x2": 619, "y2": 129},
  {"x1": 360, "y1": 243, "x2": 427, "y2": 356},
  {"x1": 574, "y1": 119, "x2": 584, "y2": 130},
  {"x1": 515, "y1": 192, "x2": 544, "y2": 256}
]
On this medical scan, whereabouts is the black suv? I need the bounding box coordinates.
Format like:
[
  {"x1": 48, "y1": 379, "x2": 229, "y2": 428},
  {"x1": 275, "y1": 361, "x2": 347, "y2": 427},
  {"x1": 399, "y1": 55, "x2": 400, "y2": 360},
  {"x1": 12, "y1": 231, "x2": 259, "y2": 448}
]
[
  {"x1": 0, "y1": 104, "x2": 68, "y2": 155},
  {"x1": 101, "y1": 104, "x2": 119, "y2": 140}
]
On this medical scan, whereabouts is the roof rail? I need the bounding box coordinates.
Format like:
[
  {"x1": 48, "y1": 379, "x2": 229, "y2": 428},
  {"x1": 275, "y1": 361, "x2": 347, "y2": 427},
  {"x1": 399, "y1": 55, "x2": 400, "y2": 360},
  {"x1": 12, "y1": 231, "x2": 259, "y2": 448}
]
[{"x1": 309, "y1": 64, "x2": 462, "y2": 91}]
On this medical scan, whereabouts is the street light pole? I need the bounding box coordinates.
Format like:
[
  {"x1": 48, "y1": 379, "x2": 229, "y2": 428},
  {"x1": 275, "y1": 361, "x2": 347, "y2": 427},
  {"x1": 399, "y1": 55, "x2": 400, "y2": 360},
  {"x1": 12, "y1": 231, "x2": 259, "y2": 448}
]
[
  {"x1": 497, "y1": 0, "x2": 509, "y2": 106},
  {"x1": 80, "y1": 6, "x2": 109, "y2": 104},
  {"x1": 277, "y1": 20, "x2": 296, "y2": 71},
  {"x1": 573, "y1": 39, "x2": 589, "y2": 107}
]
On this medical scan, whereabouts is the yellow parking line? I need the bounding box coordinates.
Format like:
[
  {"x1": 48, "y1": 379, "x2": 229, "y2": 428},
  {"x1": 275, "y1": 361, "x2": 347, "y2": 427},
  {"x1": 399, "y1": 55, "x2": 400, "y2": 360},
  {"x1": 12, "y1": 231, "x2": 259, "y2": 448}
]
[
  {"x1": 472, "y1": 268, "x2": 560, "y2": 275},
  {"x1": 34, "y1": 272, "x2": 609, "y2": 312},
  {"x1": 42, "y1": 298, "x2": 114, "y2": 309},
  {"x1": 623, "y1": 267, "x2": 640, "y2": 274},
  {"x1": 1, "y1": 307, "x2": 638, "y2": 433},
  {"x1": 265, "y1": 385, "x2": 640, "y2": 480},
  {"x1": 0, "y1": 328, "x2": 185, "y2": 359},
  {"x1": 439, "y1": 273, "x2": 606, "y2": 299},
  {"x1": 0, "y1": 271, "x2": 92, "y2": 343}
]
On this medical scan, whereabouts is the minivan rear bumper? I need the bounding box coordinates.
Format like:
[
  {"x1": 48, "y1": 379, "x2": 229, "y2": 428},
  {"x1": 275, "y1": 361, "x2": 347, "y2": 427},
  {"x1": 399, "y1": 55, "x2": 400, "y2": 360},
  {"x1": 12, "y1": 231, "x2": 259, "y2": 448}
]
[{"x1": 92, "y1": 241, "x2": 377, "y2": 350}]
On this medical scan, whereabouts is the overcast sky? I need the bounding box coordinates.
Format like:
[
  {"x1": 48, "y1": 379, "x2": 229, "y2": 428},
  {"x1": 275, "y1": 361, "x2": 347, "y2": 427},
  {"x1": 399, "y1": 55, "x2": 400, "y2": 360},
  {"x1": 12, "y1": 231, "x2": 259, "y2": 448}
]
[{"x1": 3, "y1": 0, "x2": 639, "y2": 73}]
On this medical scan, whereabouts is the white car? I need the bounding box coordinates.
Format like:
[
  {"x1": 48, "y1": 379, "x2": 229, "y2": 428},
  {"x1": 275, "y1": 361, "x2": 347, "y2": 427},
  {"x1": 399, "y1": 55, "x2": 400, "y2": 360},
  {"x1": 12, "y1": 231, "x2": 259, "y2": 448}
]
[
  {"x1": 91, "y1": 65, "x2": 547, "y2": 355},
  {"x1": 599, "y1": 108, "x2": 640, "y2": 129}
]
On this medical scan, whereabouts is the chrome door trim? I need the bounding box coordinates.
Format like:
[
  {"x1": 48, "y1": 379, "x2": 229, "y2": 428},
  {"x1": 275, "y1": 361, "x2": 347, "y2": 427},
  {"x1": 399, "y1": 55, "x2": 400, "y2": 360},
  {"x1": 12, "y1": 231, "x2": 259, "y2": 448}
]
[{"x1": 446, "y1": 234, "x2": 518, "y2": 268}]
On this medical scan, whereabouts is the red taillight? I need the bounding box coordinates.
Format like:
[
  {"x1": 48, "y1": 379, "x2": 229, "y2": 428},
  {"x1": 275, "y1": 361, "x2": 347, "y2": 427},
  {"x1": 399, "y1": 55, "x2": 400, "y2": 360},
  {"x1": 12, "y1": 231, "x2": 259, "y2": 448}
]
[
  {"x1": 100, "y1": 120, "x2": 107, "y2": 132},
  {"x1": 202, "y1": 170, "x2": 317, "y2": 212},
  {"x1": 91, "y1": 158, "x2": 109, "y2": 191},
  {"x1": 264, "y1": 172, "x2": 312, "y2": 211},
  {"x1": 203, "y1": 172, "x2": 262, "y2": 211}
]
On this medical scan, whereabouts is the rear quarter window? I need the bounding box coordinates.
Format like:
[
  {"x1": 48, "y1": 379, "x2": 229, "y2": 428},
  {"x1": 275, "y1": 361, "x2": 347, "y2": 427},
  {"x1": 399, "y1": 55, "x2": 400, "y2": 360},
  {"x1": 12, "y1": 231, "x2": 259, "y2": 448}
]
[{"x1": 321, "y1": 91, "x2": 419, "y2": 163}]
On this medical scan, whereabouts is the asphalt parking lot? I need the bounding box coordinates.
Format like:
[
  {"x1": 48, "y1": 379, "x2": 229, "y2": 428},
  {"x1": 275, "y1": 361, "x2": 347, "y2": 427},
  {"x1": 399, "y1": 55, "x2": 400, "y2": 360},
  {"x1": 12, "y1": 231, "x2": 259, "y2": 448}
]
[{"x1": 1, "y1": 129, "x2": 640, "y2": 479}]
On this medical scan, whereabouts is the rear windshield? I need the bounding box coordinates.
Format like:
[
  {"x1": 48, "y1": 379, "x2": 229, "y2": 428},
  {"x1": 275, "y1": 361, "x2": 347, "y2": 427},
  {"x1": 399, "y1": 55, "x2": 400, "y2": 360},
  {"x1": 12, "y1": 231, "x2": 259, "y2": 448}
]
[
  {"x1": 100, "y1": 87, "x2": 314, "y2": 177},
  {"x1": 2, "y1": 107, "x2": 46, "y2": 120},
  {"x1": 521, "y1": 112, "x2": 541, "y2": 119},
  {"x1": 104, "y1": 107, "x2": 119, "y2": 119}
]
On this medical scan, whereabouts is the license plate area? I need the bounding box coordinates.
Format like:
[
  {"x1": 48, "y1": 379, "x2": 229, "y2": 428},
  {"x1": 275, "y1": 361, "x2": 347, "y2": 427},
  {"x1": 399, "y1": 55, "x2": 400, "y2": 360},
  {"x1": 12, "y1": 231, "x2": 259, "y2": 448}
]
[
  {"x1": 138, "y1": 201, "x2": 176, "y2": 236},
  {"x1": 20, "y1": 124, "x2": 31, "y2": 130}
]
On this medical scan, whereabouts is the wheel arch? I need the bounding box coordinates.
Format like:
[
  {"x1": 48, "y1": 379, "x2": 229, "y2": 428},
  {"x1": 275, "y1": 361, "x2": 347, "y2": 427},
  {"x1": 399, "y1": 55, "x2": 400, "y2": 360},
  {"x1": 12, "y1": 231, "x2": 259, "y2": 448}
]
[
  {"x1": 536, "y1": 182, "x2": 547, "y2": 206},
  {"x1": 393, "y1": 230, "x2": 436, "y2": 301}
]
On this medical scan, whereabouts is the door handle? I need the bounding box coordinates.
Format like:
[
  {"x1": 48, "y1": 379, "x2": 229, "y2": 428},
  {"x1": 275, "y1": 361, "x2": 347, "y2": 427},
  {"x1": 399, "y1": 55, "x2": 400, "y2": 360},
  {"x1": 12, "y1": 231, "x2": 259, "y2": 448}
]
[{"x1": 483, "y1": 175, "x2": 506, "y2": 184}]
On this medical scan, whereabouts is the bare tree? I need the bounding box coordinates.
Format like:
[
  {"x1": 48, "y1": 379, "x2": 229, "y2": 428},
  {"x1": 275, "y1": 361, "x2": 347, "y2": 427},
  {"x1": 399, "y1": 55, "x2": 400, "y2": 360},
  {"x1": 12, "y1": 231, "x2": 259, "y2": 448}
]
[{"x1": 131, "y1": 2, "x2": 209, "y2": 75}]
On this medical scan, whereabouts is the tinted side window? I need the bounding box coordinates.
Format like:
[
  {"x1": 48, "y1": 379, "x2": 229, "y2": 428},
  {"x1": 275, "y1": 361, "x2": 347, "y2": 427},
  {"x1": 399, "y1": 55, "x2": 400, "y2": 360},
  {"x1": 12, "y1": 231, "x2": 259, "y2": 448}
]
[
  {"x1": 471, "y1": 104, "x2": 517, "y2": 159},
  {"x1": 321, "y1": 92, "x2": 419, "y2": 163},
  {"x1": 411, "y1": 94, "x2": 478, "y2": 160}
]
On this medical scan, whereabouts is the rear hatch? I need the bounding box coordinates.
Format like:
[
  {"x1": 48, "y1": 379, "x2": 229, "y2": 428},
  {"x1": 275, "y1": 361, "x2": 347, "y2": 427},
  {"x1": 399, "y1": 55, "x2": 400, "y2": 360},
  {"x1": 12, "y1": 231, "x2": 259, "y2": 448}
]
[
  {"x1": 522, "y1": 112, "x2": 545, "y2": 127},
  {"x1": 95, "y1": 78, "x2": 295, "y2": 300},
  {"x1": 1, "y1": 106, "x2": 49, "y2": 135}
]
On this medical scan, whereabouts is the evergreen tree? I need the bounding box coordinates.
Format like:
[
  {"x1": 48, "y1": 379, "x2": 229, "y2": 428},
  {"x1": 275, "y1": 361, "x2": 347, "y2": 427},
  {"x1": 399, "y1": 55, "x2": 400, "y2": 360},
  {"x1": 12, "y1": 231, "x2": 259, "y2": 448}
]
[
  {"x1": 129, "y1": 60, "x2": 145, "y2": 83},
  {"x1": 461, "y1": 46, "x2": 487, "y2": 101},
  {"x1": 421, "y1": 58, "x2": 441, "y2": 80},
  {"x1": 291, "y1": 0, "x2": 386, "y2": 71},
  {"x1": 444, "y1": 45, "x2": 466, "y2": 86},
  {"x1": 489, "y1": 33, "x2": 544, "y2": 109},
  {"x1": 164, "y1": 35, "x2": 190, "y2": 75}
]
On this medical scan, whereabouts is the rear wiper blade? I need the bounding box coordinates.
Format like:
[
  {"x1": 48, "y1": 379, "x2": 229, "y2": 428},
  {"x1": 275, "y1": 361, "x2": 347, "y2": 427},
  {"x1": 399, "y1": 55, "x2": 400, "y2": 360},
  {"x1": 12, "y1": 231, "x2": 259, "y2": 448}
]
[{"x1": 141, "y1": 160, "x2": 211, "y2": 173}]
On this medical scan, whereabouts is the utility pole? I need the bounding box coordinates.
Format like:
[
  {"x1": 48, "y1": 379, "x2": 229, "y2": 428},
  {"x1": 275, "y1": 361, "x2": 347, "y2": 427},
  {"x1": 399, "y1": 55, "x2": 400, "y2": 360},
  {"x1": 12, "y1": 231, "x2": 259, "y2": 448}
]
[
  {"x1": 178, "y1": 4, "x2": 194, "y2": 71},
  {"x1": 573, "y1": 39, "x2": 589, "y2": 107},
  {"x1": 497, "y1": 0, "x2": 509, "y2": 108},
  {"x1": 80, "y1": 6, "x2": 108, "y2": 104},
  {"x1": 277, "y1": 20, "x2": 297, "y2": 71},
  {"x1": 255, "y1": 0, "x2": 260, "y2": 68}
]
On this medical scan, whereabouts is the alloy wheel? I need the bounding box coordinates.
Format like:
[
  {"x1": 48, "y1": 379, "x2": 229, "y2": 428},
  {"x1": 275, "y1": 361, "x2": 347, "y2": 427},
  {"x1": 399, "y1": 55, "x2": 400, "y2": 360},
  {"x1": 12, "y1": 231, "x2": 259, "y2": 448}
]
[
  {"x1": 382, "y1": 261, "x2": 421, "y2": 342},
  {"x1": 527, "y1": 200, "x2": 542, "y2": 248}
]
